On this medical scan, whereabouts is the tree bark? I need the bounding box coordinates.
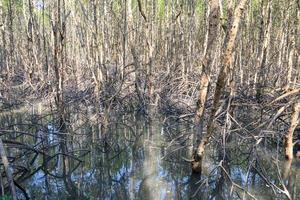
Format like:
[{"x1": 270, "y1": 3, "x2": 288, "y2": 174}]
[
  {"x1": 194, "y1": 0, "x2": 220, "y2": 150},
  {"x1": 192, "y1": 0, "x2": 248, "y2": 173},
  {"x1": 285, "y1": 102, "x2": 300, "y2": 160},
  {"x1": 256, "y1": 0, "x2": 272, "y2": 101}
]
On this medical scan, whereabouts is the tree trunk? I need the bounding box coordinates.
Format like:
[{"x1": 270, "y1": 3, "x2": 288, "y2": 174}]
[
  {"x1": 192, "y1": 0, "x2": 248, "y2": 173},
  {"x1": 285, "y1": 102, "x2": 300, "y2": 160},
  {"x1": 194, "y1": 0, "x2": 220, "y2": 150},
  {"x1": 256, "y1": 0, "x2": 272, "y2": 101}
]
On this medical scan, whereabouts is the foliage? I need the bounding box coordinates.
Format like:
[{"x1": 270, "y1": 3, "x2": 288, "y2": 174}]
[
  {"x1": 195, "y1": 0, "x2": 205, "y2": 17},
  {"x1": 2, "y1": 0, "x2": 23, "y2": 13},
  {"x1": 157, "y1": 0, "x2": 165, "y2": 20}
]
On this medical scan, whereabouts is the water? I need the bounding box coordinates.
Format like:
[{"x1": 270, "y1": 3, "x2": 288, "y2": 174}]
[{"x1": 0, "y1": 105, "x2": 300, "y2": 200}]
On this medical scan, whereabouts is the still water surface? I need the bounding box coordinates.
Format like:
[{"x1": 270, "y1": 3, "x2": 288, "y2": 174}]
[{"x1": 1, "y1": 105, "x2": 300, "y2": 199}]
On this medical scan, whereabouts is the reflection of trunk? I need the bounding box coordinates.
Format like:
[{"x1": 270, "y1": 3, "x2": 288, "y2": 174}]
[
  {"x1": 189, "y1": 174, "x2": 203, "y2": 199},
  {"x1": 39, "y1": 129, "x2": 51, "y2": 173},
  {"x1": 45, "y1": 175, "x2": 51, "y2": 197},
  {"x1": 287, "y1": 170, "x2": 296, "y2": 200},
  {"x1": 59, "y1": 118, "x2": 75, "y2": 197},
  {"x1": 0, "y1": 139, "x2": 17, "y2": 200},
  {"x1": 60, "y1": 121, "x2": 79, "y2": 199},
  {"x1": 192, "y1": 0, "x2": 248, "y2": 173},
  {"x1": 211, "y1": 143, "x2": 230, "y2": 200},
  {"x1": 211, "y1": 172, "x2": 225, "y2": 200},
  {"x1": 285, "y1": 102, "x2": 300, "y2": 160},
  {"x1": 63, "y1": 175, "x2": 78, "y2": 199},
  {"x1": 139, "y1": 122, "x2": 154, "y2": 200},
  {"x1": 282, "y1": 160, "x2": 296, "y2": 200},
  {"x1": 138, "y1": 121, "x2": 168, "y2": 200}
]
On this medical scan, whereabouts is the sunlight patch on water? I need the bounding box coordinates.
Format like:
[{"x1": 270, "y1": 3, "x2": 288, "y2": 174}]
[{"x1": 140, "y1": 126, "x2": 172, "y2": 200}]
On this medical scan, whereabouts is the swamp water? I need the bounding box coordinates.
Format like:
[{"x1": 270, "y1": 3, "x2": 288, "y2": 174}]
[{"x1": 1, "y1": 105, "x2": 300, "y2": 200}]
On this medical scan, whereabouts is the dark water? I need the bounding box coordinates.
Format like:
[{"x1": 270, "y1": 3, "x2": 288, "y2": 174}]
[{"x1": 1, "y1": 105, "x2": 300, "y2": 200}]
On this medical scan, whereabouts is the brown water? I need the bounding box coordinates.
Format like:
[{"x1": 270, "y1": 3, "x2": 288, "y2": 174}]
[{"x1": 1, "y1": 105, "x2": 300, "y2": 200}]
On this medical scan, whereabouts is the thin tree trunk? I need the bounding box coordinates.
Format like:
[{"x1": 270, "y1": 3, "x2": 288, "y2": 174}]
[
  {"x1": 285, "y1": 102, "x2": 300, "y2": 160},
  {"x1": 0, "y1": 0, "x2": 6, "y2": 77},
  {"x1": 131, "y1": 46, "x2": 144, "y2": 107},
  {"x1": 256, "y1": 0, "x2": 272, "y2": 101},
  {"x1": 27, "y1": 0, "x2": 34, "y2": 84},
  {"x1": 192, "y1": 0, "x2": 248, "y2": 173},
  {"x1": 7, "y1": 0, "x2": 14, "y2": 78},
  {"x1": 194, "y1": 0, "x2": 220, "y2": 149},
  {"x1": 285, "y1": 1, "x2": 297, "y2": 90}
]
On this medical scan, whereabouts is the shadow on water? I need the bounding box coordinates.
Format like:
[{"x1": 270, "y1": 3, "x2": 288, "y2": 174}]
[{"x1": 0, "y1": 106, "x2": 300, "y2": 199}]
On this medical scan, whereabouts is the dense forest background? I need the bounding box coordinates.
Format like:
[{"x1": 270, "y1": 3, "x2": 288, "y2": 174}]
[
  {"x1": 0, "y1": 0, "x2": 300, "y2": 199},
  {"x1": 0, "y1": 0, "x2": 297, "y2": 114}
]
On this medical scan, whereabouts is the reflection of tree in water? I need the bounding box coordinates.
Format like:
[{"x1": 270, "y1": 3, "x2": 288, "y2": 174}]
[
  {"x1": 186, "y1": 125, "x2": 300, "y2": 200},
  {"x1": 1, "y1": 109, "x2": 300, "y2": 199},
  {"x1": 138, "y1": 121, "x2": 170, "y2": 200}
]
